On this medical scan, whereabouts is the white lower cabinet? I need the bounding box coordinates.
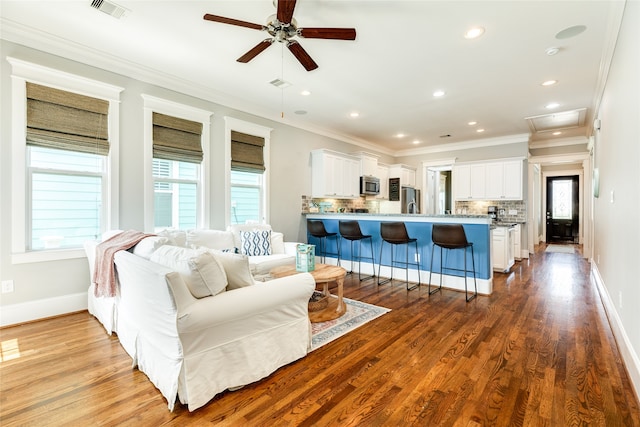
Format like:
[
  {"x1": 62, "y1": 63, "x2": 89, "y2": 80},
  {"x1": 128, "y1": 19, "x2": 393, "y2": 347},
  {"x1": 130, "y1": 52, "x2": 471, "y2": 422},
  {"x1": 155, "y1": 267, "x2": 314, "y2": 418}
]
[{"x1": 492, "y1": 226, "x2": 515, "y2": 272}]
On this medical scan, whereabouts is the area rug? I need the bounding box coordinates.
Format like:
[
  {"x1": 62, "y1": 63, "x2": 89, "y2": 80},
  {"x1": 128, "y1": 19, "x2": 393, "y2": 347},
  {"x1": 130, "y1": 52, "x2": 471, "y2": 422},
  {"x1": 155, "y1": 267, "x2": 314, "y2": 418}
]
[
  {"x1": 310, "y1": 298, "x2": 390, "y2": 351},
  {"x1": 545, "y1": 244, "x2": 575, "y2": 254}
]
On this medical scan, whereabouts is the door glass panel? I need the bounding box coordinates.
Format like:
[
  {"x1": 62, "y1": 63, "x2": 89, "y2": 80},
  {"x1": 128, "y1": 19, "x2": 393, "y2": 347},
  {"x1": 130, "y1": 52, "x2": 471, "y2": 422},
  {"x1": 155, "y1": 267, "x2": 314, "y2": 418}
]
[{"x1": 552, "y1": 180, "x2": 572, "y2": 219}]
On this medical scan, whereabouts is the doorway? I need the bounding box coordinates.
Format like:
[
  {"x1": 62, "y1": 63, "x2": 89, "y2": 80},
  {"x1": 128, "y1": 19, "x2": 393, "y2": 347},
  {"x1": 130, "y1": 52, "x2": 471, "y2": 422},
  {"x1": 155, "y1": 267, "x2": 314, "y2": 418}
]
[
  {"x1": 546, "y1": 175, "x2": 579, "y2": 243},
  {"x1": 425, "y1": 167, "x2": 451, "y2": 215}
]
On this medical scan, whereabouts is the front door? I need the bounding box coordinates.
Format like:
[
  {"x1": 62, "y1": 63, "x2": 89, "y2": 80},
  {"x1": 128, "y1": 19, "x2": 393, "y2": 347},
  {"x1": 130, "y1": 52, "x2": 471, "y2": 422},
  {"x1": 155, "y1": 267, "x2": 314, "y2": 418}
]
[{"x1": 546, "y1": 176, "x2": 579, "y2": 243}]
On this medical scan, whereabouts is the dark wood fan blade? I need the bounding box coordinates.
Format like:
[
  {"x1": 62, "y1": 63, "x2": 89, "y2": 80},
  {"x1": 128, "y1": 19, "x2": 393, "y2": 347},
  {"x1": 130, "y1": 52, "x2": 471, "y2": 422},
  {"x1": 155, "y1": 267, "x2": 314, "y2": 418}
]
[
  {"x1": 287, "y1": 41, "x2": 318, "y2": 71},
  {"x1": 277, "y1": 0, "x2": 297, "y2": 24},
  {"x1": 203, "y1": 13, "x2": 264, "y2": 31},
  {"x1": 237, "y1": 39, "x2": 273, "y2": 63},
  {"x1": 299, "y1": 27, "x2": 357, "y2": 40}
]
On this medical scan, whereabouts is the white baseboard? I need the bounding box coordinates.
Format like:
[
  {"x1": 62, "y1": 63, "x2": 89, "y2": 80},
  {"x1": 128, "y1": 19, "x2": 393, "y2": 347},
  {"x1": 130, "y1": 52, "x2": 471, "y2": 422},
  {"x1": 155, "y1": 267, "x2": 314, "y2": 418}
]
[
  {"x1": 0, "y1": 292, "x2": 88, "y2": 327},
  {"x1": 591, "y1": 262, "x2": 640, "y2": 402}
]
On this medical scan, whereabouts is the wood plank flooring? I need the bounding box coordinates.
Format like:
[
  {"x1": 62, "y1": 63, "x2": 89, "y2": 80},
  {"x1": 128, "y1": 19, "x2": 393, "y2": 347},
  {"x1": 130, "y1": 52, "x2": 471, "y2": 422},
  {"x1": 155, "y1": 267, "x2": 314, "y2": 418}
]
[{"x1": 1, "y1": 244, "x2": 639, "y2": 426}]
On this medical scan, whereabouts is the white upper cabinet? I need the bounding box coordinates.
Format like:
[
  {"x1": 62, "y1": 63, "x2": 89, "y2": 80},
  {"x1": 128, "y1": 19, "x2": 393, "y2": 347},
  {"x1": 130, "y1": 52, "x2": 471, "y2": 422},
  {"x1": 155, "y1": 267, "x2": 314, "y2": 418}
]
[
  {"x1": 453, "y1": 159, "x2": 523, "y2": 200},
  {"x1": 389, "y1": 164, "x2": 416, "y2": 187},
  {"x1": 452, "y1": 164, "x2": 472, "y2": 199},
  {"x1": 311, "y1": 149, "x2": 360, "y2": 199},
  {"x1": 376, "y1": 164, "x2": 389, "y2": 199},
  {"x1": 360, "y1": 153, "x2": 378, "y2": 177}
]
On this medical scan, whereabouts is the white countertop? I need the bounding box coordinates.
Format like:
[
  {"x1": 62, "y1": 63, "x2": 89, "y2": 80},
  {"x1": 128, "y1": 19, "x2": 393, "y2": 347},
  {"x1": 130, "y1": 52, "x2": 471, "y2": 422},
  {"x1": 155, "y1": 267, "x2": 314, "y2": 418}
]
[{"x1": 305, "y1": 212, "x2": 492, "y2": 225}]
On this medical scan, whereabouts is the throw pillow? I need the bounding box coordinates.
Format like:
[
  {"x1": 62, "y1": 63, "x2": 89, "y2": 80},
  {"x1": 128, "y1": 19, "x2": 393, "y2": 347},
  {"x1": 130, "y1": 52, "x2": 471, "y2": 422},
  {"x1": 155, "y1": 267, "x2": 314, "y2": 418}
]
[
  {"x1": 132, "y1": 236, "x2": 169, "y2": 259},
  {"x1": 150, "y1": 246, "x2": 227, "y2": 298},
  {"x1": 208, "y1": 249, "x2": 256, "y2": 290},
  {"x1": 240, "y1": 230, "x2": 272, "y2": 256}
]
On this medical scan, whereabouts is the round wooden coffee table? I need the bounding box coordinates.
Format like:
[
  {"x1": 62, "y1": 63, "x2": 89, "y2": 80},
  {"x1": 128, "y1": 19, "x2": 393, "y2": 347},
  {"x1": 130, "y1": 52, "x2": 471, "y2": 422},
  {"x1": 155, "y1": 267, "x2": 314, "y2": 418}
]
[{"x1": 270, "y1": 263, "x2": 347, "y2": 322}]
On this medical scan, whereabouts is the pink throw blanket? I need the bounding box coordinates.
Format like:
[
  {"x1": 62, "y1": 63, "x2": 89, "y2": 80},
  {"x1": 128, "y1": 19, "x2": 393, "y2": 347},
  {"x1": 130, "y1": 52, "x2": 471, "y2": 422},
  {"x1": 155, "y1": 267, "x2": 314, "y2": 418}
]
[{"x1": 93, "y1": 230, "x2": 154, "y2": 298}]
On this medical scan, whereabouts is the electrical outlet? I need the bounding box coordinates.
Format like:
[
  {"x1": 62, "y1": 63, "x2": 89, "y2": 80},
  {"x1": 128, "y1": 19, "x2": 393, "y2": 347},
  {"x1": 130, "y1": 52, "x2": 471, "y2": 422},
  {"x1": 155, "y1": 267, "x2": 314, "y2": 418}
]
[
  {"x1": 1, "y1": 280, "x2": 14, "y2": 293},
  {"x1": 508, "y1": 209, "x2": 518, "y2": 215}
]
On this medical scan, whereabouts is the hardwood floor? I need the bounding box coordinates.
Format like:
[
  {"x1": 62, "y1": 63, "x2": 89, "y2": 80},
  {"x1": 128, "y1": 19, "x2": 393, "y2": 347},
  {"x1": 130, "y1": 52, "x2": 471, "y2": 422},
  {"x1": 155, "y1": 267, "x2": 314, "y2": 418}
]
[{"x1": 1, "y1": 244, "x2": 639, "y2": 426}]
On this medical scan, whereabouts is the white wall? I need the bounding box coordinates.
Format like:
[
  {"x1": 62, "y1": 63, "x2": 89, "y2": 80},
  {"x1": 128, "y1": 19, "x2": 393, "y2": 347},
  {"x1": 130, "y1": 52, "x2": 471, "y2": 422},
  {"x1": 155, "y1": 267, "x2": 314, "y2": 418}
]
[
  {"x1": 0, "y1": 40, "x2": 379, "y2": 321},
  {"x1": 591, "y1": 0, "x2": 640, "y2": 396}
]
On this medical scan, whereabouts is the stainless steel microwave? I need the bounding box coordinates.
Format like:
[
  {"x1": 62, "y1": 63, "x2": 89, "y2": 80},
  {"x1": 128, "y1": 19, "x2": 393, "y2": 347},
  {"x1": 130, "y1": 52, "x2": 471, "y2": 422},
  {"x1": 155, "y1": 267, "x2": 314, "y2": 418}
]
[{"x1": 360, "y1": 176, "x2": 380, "y2": 196}]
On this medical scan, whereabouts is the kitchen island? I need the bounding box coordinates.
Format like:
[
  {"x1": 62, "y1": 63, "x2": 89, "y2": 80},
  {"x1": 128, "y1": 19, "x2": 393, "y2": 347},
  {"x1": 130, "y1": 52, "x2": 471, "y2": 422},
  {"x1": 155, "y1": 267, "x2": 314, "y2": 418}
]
[{"x1": 305, "y1": 213, "x2": 494, "y2": 295}]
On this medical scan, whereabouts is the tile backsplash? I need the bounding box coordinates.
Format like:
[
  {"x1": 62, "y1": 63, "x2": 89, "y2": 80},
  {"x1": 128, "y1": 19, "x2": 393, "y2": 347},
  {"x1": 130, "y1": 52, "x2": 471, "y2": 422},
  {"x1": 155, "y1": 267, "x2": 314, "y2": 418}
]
[
  {"x1": 455, "y1": 200, "x2": 527, "y2": 223},
  {"x1": 301, "y1": 195, "x2": 379, "y2": 213}
]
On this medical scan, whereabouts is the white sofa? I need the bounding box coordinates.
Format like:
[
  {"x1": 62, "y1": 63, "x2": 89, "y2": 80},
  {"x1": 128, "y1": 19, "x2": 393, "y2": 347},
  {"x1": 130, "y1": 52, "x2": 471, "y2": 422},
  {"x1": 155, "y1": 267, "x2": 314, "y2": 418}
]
[{"x1": 84, "y1": 227, "x2": 314, "y2": 411}]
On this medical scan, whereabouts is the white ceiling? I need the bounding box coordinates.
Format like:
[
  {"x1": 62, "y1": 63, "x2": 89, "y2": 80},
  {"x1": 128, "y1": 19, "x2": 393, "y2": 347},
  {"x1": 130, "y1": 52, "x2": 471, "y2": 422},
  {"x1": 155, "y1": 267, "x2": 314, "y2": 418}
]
[{"x1": 0, "y1": 1, "x2": 623, "y2": 155}]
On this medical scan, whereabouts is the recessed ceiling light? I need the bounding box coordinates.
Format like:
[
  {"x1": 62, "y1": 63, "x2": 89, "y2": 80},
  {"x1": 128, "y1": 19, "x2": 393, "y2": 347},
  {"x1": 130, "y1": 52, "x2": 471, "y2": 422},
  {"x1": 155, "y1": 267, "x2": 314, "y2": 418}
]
[
  {"x1": 468, "y1": 121, "x2": 477, "y2": 126},
  {"x1": 542, "y1": 80, "x2": 558, "y2": 86},
  {"x1": 545, "y1": 102, "x2": 560, "y2": 109},
  {"x1": 412, "y1": 140, "x2": 420, "y2": 145},
  {"x1": 349, "y1": 112, "x2": 360, "y2": 118},
  {"x1": 552, "y1": 131, "x2": 562, "y2": 135},
  {"x1": 555, "y1": 25, "x2": 587, "y2": 40},
  {"x1": 464, "y1": 27, "x2": 485, "y2": 39},
  {"x1": 395, "y1": 133, "x2": 406, "y2": 138},
  {"x1": 300, "y1": 90, "x2": 311, "y2": 96},
  {"x1": 433, "y1": 90, "x2": 445, "y2": 97},
  {"x1": 545, "y1": 47, "x2": 560, "y2": 56},
  {"x1": 476, "y1": 128, "x2": 485, "y2": 133}
]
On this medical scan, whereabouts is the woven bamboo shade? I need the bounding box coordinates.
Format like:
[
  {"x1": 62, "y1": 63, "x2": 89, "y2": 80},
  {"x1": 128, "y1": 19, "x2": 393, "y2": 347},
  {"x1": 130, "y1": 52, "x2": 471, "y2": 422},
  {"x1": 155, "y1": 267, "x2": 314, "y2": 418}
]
[
  {"x1": 26, "y1": 82, "x2": 110, "y2": 155},
  {"x1": 231, "y1": 130, "x2": 265, "y2": 173},
  {"x1": 153, "y1": 112, "x2": 203, "y2": 164}
]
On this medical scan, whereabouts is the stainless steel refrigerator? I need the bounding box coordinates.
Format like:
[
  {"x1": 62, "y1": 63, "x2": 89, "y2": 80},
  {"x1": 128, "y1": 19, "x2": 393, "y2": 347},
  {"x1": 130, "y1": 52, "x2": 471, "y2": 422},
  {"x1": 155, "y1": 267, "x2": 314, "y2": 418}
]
[{"x1": 401, "y1": 186, "x2": 421, "y2": 214}]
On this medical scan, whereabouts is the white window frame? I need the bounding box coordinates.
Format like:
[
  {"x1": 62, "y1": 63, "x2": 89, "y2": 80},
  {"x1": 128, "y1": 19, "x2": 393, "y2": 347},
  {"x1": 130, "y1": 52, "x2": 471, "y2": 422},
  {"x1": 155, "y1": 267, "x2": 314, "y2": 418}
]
[
  {"x1": 224, "y1": 117, "x2": 272, "y2": 227},
  {"x1": 9, "y1": 58, "x2": 123, "y2": 264},
  {"x1": 142, "y1": 95, "x2": 212, "y2": 232}
]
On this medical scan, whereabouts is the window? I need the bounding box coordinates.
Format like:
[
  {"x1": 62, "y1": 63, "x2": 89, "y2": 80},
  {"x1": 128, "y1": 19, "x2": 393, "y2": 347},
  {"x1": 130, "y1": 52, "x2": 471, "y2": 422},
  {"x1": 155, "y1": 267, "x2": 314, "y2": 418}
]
[
  {"x1": 226, "y1": 125, "x2": 270, "y2": 225},
  {"x1": 230, "y1": 170, "x2": 263, "y2": 224},
  {"x1": 9, "y1": 57, "x2": 122, "y2": 263},
  {"x1": 552, "y1": 179, "x2": 573, "y2": 219},
  {"x1": 153, "y1": 159, "x2": 199, "y2": 231},
  {"x1": 28, "y1": 146, "x2": 106, "y2": 250},
  {"x1": 224, "y1": 117, "x2": 271, "y2": 226},
  {"x1": 142, "y1": 95, "x2": 212, "y2": 232}
]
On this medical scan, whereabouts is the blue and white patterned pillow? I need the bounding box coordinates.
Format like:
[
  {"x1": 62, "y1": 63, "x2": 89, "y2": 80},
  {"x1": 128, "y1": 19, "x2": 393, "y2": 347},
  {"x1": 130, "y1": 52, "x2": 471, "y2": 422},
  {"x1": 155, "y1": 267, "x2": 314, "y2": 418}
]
[{"x1": 240, "y1": 230, "x2": 272, "y2": 256}]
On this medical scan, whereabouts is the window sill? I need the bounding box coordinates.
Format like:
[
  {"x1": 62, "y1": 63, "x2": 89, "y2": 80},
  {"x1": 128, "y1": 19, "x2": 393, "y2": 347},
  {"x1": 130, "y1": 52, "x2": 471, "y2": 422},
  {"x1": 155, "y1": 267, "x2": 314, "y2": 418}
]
[{"x1": 12, "y1": 248, "x2": 86, "y2": 264}]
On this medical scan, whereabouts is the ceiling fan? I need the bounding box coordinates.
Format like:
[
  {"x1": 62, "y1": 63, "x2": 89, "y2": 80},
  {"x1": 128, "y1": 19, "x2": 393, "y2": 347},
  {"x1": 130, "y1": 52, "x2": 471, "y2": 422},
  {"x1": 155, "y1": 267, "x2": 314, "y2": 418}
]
[{"x1": 203, "y1": 0, "x2": 356, "y2": 71}]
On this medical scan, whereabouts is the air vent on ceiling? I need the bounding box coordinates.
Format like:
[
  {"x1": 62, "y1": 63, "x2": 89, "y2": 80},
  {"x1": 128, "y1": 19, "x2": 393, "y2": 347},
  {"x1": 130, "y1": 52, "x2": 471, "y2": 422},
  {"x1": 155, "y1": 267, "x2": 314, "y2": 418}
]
[
  {"x1": 269, "y1": 78, "x2": 291, "y2": 89},
  {"x1": 90, "y1": 0, "x2": 129, "y2": 19},
  {"x1": 525, "y1": 108, "x2": 587, "y2": 133}
]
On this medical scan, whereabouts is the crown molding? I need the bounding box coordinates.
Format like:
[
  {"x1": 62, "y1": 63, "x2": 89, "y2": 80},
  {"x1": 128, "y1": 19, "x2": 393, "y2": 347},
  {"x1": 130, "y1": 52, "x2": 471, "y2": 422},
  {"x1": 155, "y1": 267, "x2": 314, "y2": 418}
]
[
  {"x1": 528, "y1": 136, "x2": 589, "y2": 150},
  {"x1": 394, "y1": 133, "x2": 530, "y2": 157}
]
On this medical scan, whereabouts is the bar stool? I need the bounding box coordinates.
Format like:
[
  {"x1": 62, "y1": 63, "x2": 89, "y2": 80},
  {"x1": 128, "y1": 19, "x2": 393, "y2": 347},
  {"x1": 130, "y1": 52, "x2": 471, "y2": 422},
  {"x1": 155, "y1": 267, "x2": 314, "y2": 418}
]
[
  {"x1": 377, "y1": 222, "x2": 421, "y2": 291},
  {"x1": 339, "y1": 220, "x2": 375, "y2": 281},
  {"x1": 307, "y1": 220, "x2": 340, "y2": 264},
  {"x1": 429, "y1": 223, "x2": 477, "y2": 302}
]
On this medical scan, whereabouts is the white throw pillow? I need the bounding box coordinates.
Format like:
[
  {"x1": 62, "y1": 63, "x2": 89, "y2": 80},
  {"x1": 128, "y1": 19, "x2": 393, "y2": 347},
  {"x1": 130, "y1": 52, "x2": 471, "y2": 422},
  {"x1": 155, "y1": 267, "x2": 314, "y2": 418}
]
[
  {"x1": 132, "y1": 236, "x2": 170, "y2": 259},
  {"x1": 157, "y1": 229, "x2": 187, "y2": 247},
  {"x1": 186, "y1": 229, "x2": 236, "y2": 251},
  {"x1": 208, "y1": 249, "x2": 256, "y2": 290},
  {"x1": 240, "y1": 230, "x2": 272, "y2": 256},
  {"x1": 150, "y1": 246, "x2": 227, "y2": 298}
]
